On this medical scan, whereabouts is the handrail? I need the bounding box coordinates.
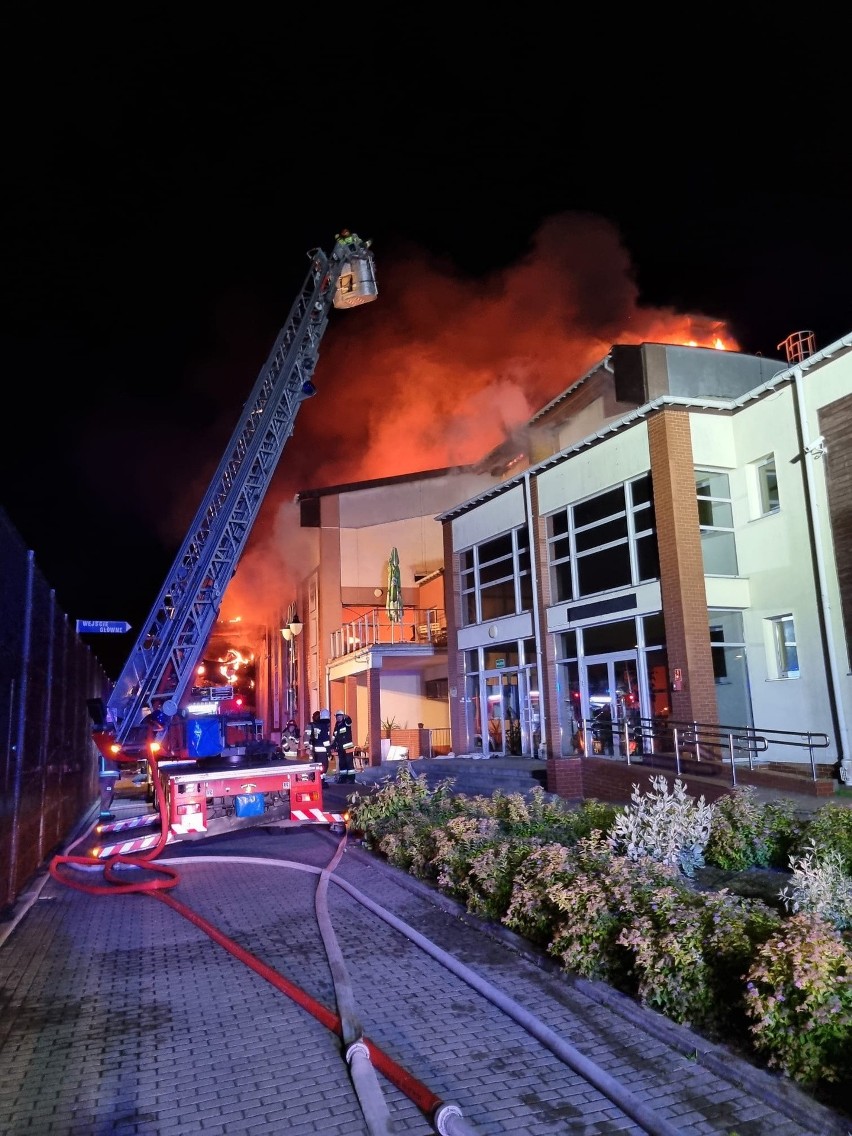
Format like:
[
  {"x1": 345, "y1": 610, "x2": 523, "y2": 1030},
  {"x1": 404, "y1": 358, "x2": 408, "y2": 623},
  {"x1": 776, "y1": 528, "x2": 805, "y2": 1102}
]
[
  {"x1": 329, "y1": 607, "x2": 447, "y2": 659},
  {"x1": 580, "y1": 715, "x2": 830, "y2": 784}
]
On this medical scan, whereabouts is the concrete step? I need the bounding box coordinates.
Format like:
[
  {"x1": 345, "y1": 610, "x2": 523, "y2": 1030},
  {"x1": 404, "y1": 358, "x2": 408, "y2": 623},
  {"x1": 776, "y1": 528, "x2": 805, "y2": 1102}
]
[{"x1": 355, "y1": 756, "x2": 549, "y2": 798}]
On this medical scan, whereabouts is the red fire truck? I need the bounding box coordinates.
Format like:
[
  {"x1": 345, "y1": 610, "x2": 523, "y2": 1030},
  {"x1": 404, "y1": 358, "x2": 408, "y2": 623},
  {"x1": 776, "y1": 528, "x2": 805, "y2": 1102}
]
[{"x1": 89, "y1": 234, "x2": 377, "y2": 857}]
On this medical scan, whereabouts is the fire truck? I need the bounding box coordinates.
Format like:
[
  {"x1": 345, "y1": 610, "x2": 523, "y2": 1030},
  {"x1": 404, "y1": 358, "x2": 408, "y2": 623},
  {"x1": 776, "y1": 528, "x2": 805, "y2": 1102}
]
[{"x1": 89, "y1": 234, "x2": 377, "y2": 857}]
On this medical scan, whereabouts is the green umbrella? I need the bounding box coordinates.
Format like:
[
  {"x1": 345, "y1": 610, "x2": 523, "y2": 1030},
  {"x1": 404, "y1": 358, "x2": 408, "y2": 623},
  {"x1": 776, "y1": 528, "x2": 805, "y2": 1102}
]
[{"x1": 386, "y1": 547, "x2": 402, "y2": 623}]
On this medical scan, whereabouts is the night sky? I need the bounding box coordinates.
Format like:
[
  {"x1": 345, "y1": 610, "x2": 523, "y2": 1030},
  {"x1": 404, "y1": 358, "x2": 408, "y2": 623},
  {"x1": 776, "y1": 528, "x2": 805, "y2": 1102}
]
[{"x1": 3, "y1": 12, "x2": 850, "y2": 679}]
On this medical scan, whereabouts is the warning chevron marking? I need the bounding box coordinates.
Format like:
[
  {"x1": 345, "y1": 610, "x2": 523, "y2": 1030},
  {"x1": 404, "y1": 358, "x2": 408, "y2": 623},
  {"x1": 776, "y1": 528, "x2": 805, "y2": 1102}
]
[
  {"x1": 98, "y1": 814, "x2": 160, "y2": 833},
  {"x1": 95, "y1": 833, "x2": 175, "y2": 859},
  {"x1": 291, "y1": 808, "x2": 345, "y2": 824}
]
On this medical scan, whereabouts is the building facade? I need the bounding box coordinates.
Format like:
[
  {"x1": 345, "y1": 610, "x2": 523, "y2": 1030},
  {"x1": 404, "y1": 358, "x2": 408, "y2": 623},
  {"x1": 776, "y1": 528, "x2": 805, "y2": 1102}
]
[
  {"x1": 255, "y1": 330, "x2": 852, "y2": 784},
  {"x1": 440, "y1": 332, "x2": 852, "y2": 781}
]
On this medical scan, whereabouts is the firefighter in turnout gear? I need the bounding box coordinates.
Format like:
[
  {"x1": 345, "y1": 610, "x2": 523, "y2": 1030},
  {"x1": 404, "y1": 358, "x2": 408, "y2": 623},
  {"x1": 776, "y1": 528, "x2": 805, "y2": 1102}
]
[
  {"x1": 306, "y1": 709, "x2": 332, "y2": 776},
  {"x1": 331, "y1": 710, "x2": 356, "y2": 782},
  {"x1": 281, "y1": 718, "x2": 301, "y2": 757}
]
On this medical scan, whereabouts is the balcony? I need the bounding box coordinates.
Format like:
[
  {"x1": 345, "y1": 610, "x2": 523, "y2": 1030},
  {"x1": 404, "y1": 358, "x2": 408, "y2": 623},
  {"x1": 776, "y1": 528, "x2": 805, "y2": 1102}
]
[{"x1": 330, "y1": 606, "x2": 447, "y2": 660}]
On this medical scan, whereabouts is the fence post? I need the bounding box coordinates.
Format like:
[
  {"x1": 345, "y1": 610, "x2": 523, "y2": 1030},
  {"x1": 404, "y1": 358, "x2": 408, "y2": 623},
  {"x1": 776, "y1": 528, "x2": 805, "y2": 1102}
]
[
  {"x1": 806, "y1": 733, "x2": 817, "y2": 781},
  {"x1": 673, "y1": 727, "x2": 681, "y2": 775}
]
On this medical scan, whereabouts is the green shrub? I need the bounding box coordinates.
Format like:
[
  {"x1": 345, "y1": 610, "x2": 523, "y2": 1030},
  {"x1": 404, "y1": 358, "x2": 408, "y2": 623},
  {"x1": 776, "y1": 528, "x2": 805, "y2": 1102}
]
[
  {"x1": 744, "y1": 912, "x2": 852, "y2": 1085},
  {"x1": 501, "y1": 842, "x2": 578, "y2": 948},
  {"x1": 349, "y1": 768, "x2": 852, "y2": 1097},
  {"x1": 705, "y1": 786, "x2": 799, "y2": 871},
  {"x1": 607, "y1": 775, "x2": 713, "y2": 876},
  {"x1": 779, "y1": 842, "x2": 852, "y2": 932},
  {"x1": 547, "y1": 836, "x2": 678, "y2": 989},
  {"x1": 796, "y1": 802, "x2": 852, "y2": 876},
  {"x1": 619, "y1": 886, "x2": 780, "y2": 1035},
  {"x1": 347, "y1": 763, "x2": 459, "y2": 851}
]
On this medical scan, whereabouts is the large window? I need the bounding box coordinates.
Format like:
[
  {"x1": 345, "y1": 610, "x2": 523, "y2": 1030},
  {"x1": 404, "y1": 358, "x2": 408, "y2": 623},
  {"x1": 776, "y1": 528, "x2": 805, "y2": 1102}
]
[
  {"x1": 696, "y1": 470, "x2": 738, "y2": 575},
  {"x1": 460, "y1": 526, "x2": 532, "y2": 626},
  {"x1": 546, "y1": 474, "x2": 658, "y2": 602},
  {"x1": 708, "y1": 609, "x2": 752, "y2": 726}
]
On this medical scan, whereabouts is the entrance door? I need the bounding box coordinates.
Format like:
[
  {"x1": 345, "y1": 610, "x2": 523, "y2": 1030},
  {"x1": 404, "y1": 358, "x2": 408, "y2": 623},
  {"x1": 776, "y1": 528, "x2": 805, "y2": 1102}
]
[
  {"x1": 582, "y1": 654, "x2": 641, "y2": 758},
  {"x1": 483, "y1": 671, "x2": 524, "y2": 755}
]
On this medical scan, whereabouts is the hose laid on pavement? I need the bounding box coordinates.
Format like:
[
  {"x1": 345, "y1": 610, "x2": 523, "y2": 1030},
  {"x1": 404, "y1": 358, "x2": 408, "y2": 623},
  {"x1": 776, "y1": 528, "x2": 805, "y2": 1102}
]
[
  {"x1": 154, "y1": 854, "x2": 479, "y2": 1135},
  {"x1": 315, "y1": 835, "x2": 396, "y2": 1136}
]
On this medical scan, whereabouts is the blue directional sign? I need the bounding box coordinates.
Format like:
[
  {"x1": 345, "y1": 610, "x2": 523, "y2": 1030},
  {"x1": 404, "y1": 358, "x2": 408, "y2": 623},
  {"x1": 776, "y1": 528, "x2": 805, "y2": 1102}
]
[{"x1": 76, "y1": 620, "x2": 131, "y2": 634}]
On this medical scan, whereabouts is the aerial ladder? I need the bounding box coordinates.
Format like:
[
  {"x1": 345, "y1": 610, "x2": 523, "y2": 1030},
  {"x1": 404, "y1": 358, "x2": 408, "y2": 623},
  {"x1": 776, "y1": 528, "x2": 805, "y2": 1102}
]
[{"x1": 92, "y1": 234, "x2": 376, "y2": 746}]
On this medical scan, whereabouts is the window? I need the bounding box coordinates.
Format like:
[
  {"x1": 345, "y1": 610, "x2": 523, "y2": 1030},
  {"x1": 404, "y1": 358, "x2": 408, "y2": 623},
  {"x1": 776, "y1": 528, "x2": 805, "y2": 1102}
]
[
  {"x1": 546, "y1": 474, "x2": 659, "y2": 602},
  {"x1": 696, "y1": 470, "x2": 738, "y2": 575},
  {"x1": 770, "y1": 615, "x2": 799, "y2": 678},
  {"x1": 459, "y1": 525, "x2": 532, "y2": 627},
  {"x1": 755, "y1": 455, "x2": 780, "y2": 515}
]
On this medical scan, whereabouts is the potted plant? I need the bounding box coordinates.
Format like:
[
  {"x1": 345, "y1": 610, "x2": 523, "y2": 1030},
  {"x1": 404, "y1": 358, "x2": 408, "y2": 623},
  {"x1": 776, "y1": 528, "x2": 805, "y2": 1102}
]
[{"x1": 381, "y1": 715, "x2": 399, "y2": 739}]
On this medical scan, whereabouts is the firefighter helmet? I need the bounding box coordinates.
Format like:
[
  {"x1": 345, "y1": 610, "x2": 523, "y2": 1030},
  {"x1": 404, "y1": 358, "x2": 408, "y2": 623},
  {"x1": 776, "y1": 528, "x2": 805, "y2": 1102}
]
[{"x1": 320, "y1": 708, "x2": 331, "y2": 720}]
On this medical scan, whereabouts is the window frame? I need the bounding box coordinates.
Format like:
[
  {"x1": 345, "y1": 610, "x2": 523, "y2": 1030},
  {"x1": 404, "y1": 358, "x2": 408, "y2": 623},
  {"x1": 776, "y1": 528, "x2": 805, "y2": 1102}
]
[
  {"x1": 755, "y1": 454, "x2": 780, "y2": 516},
  {"x1": 459, "y1": 525, "x2": 532, "y2": 627},
  {"x1": 695, "y1": 468, "x2": 738, "y2": 576},
  {"x1": 769, "y1": 613, "x2": 800, "y2": 679},
  {"x1": 546, "y1": 473, "x2": 658, "y2": 603}
]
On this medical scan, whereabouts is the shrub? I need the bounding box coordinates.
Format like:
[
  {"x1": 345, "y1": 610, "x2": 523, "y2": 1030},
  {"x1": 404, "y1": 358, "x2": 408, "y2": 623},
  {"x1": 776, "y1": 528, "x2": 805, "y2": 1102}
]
[
  {"x1": 779, "y1": 842, "x2": 852, "y2": 933},
  {"x1": 347, "y1": 763, "x2": 460, "y2": 851},
  {"x1": 607, "y1": 775, "x2": 713, "y2": 876},
  {"x1": 796, "y1": 803, "x2": 852, "y2": 876},
  {"x1": 619, "y1": 886, "x2": 780, "y2": 1035},
  {"x1": 501, "y1": 842, "x2": 578, "y2": 948},
  {"x1": 705, "y1": 786, "x2": 799, "y2": 871},
  {"x1": 547, "y1": 836, "x2": 678, "y2": 989},
  {"x1": 744, "y1": 912, "x2": 852, "y2": 1085}
]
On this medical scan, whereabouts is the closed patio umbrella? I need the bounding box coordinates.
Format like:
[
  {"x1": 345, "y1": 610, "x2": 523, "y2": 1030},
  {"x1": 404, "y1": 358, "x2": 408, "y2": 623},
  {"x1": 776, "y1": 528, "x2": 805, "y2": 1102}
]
[{"x1": 386, "y1": 547, "x2": 402, "y2": 623}]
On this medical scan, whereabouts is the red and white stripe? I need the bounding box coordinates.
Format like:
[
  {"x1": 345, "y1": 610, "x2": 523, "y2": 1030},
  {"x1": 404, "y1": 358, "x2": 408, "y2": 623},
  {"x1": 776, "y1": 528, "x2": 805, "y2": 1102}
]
[
  {"x1": 291, "y1": 808, "x2": 346, "y2": 824},
  {"x1": 95, "y1": 832, "x2": 175, "y2": 858},
  {"x1": 98, "y1": 814, "x2": 160, "y2": 832}
]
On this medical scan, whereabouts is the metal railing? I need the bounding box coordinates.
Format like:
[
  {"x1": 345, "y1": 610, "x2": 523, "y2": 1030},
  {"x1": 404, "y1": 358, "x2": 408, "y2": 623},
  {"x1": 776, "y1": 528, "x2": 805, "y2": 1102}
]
[
  {"x1": 330, "y1": 606, "x2": 447, "y2": 659},
  {"x1": 579, "y1": 715, "x2": 831, "y2": 785}
]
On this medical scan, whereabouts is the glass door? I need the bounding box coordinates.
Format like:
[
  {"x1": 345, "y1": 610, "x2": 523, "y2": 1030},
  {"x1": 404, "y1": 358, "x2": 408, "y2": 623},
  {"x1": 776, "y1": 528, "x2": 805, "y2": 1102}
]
[
  {"x1": 582, "y1": 653, "x2": 641, "y2": 758},
  {"x1": 483, "y1": 671, "x2": 524, "y2": 755}
]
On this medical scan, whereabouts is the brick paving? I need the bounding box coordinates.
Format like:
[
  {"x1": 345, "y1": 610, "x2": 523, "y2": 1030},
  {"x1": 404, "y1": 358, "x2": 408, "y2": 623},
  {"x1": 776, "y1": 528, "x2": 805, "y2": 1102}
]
[{"x1": 0, "y1": 798, "x2": 849, "y2": 1135}]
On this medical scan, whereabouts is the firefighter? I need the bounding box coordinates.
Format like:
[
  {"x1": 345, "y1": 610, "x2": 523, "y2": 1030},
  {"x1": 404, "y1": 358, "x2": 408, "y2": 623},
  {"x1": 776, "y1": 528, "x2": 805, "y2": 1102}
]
[
  {"x1": 334, "y1": 228, "x2": 370, "y2": 251},
  {"x1": 281, "y1": 718, "x2": 301, "y2": 757},
  {"x1": 141, "y1": 699, "x2": 168, "y2": 744},
  {"x1": 330, "y1": 710, "x2": 356, "y2": 782},
  {"x1": 306, "y1": 709, "x2": 332, "y2": 776}
]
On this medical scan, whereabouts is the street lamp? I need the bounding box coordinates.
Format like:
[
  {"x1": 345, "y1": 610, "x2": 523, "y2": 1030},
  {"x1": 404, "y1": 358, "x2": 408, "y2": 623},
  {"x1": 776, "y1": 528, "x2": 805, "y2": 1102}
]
[{"x1": 280, "y1": 606, "x2": 303, "y2": 719}]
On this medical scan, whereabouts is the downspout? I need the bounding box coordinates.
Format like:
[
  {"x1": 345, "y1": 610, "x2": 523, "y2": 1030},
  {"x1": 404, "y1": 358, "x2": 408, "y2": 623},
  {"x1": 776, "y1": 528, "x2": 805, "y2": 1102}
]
[
  {"x1": 792, "y1": 364, "x2": 850, "y2": 782},
  {"x1": 523, "y1": 471, "x2": 546, "y2": 757}
]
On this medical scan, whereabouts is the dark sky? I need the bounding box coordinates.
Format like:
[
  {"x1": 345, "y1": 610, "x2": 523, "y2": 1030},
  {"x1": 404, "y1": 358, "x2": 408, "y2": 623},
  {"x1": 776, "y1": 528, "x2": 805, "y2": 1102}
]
[{"x1": 3, "y1": 12, "x2": 850, "y2": 679}]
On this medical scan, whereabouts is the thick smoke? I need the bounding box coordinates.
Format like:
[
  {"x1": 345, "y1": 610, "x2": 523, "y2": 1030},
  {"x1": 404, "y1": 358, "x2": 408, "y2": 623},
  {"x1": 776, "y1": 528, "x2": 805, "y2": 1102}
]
[{"x1": 218, "y1": 211, "x2": 738, "y2": 625}]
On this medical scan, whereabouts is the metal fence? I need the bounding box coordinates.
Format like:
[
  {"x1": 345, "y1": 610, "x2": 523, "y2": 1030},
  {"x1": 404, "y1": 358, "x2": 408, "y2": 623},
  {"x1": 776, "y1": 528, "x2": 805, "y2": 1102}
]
[
  {"x1": 0, "y1": 506, "x2": 112, "y2": 916},
  {"x1": 577, "y1": 713, "x2": 830, "y2": 784}
]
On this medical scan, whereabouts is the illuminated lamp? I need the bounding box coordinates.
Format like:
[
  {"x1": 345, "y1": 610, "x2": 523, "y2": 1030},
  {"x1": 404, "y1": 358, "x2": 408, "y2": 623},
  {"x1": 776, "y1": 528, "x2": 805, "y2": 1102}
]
[
  {"x1": 301, "y1": 380, "x2": 317, "y2": 398},
  {"x1": 289, "y1": 610, "x2": 303, "y2": 637}
]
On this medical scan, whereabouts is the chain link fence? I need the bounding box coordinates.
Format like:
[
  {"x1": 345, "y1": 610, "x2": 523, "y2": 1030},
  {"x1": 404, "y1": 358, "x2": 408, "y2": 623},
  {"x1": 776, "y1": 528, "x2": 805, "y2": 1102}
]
[{"x1": 0, "y1": 507, "x2": 111, "y2": 916}]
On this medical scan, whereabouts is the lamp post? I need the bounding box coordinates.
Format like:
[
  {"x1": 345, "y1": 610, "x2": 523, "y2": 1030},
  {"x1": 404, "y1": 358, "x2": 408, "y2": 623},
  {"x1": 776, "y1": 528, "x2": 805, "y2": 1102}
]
[{"x1": 280, "y1": 604, "x2": 303, "y2": 723}]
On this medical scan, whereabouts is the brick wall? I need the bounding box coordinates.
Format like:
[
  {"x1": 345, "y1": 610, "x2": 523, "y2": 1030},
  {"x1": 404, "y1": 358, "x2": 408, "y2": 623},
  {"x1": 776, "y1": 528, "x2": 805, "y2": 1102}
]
[
  {"x1": 648, "y1": 409, "x2": 718, "y2": 725},
  {"x1": 546, "y1": 756, "x2": 837, "y2": 804}
]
